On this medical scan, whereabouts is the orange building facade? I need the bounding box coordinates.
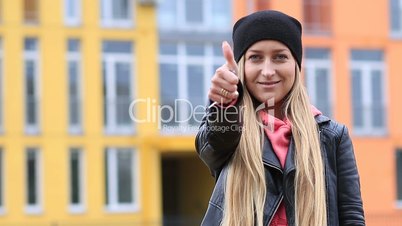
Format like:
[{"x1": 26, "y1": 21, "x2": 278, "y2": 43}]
[{"x1": 231, "y1": 0, "x2": 402, "y2": 225}]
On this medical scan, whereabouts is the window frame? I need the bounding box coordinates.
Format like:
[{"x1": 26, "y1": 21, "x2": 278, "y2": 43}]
[
  {"x1": 24, "y1": 38, "x2": 41, "y2": 135},
  {"x1": 64, "y1": 0, "x2": 81, "y2": 26},
  {"x1": 350, "y1": 54, "x2": 387, "y2": 136},
  {"x1": 100, "y1": 0, "x2": 134, "y2": 28},
  {"x1": 68, "y1": 147, "x2": 86, "y2": 213},
  {"x1": 102, "y1": 51, "x2": 135, "y2": 135},
  {"x1": 25, "y1": 147, "x2": 42, "y2": 214},
  {"x1": 304, "y1": 48, "x2": 333, "y2": 117},
  {"x1": 303, "y1": 0, "x2": 331, "y2": 34},
  {"x1": 391, "y1": 0, "x2": 402, "y2": 37},
  {"x1": 67, "y1": 39, "x2": 83, "y2": 135},
  {"x1": 158, "y1": 42, "x2": 224, "y2": 135},
  {"x1": 24, "y1": 0, "x2": 39, "y2": 24},
  {"x1": 104, "y1": 147, "x2": 140, "y2": 213},
  {"x1": 157, "y1": 0, "x2": 232, "y2": 32}
]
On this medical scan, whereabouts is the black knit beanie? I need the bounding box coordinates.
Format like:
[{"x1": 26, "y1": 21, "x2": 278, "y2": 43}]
[{"x1": 232, "y1": 10, "x2": 303, "y2": 69}]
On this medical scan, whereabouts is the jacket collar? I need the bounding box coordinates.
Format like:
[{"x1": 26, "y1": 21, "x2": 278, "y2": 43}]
[
  {"x1": 262, "y1": 136, "x2": 282, "y2": 170},
  {"x1": 315, "y1": 114, "x2": 331, "y2": 125},
  {"x1": 261, "y1": 115, "x2": 331, "y2": 173},
  {"x1": 262, "y1": 136, "x2": 296, "y2": 174}
]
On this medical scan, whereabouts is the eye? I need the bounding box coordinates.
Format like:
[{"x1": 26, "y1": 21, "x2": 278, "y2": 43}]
[
  {"x1": 274, "y1": 54, "x2": 289, "y2": 61},
  {"x1": 248, "y1": 54, "x2": 263, "y2": 62}
]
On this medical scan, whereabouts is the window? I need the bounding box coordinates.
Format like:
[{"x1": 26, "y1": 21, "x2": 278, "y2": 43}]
[
  {"x1": 67, "y1": 39, "x2": 82, "y2": 134},
  {"x1": 64, "y1": 0, "x2": 81, "y2": 26},
  {"x1": 159, "y1": 42, "x2": 224, "y2": 134},
  {"x1": 105, "y1": 148, "x2": 139, "y2": 212},
  {"x1": 102, "y1": 41, "x2": 134, "y2": 134},
  {"x1": 0, "y1": 148, "x2": 4, "y2": 214},
  {"x1": 69, "y1": 148, "x2": 85, "y2": 213},
  {"x1": 397, "y1": 149, "x2": 402, "y2": 207},
  {"x1": 304, "y1": 48, "x2": 332, "y2": 117},
  {"x1": 391, "y1": 0, "x2": 402, "y2": 37},
  {"x1": 101, "y1": 0, "x2": 133, "y2": 28},
  {"x1": 0, "y1": 39, "x2": 3, "y2": 133},
  {"x1": 25, "y1": 148, "x2": 41, "y2": 214},
  {"x1": 350, "y1": 49, "x2": 386, "y2": 136},
  {"x1": 157, "y1": 0, "x2": 232, "y2": 31},
  {"x1": 303, "y1": 0, "x2": 331, "y2": 34},
  {"x1": 24, "y1": 0, "x2": 39, "y2": 24},
  {"x1": 24, "y1": 38, "x2": 40, "y2": 135}
]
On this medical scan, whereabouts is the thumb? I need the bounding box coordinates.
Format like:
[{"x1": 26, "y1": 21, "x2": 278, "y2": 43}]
[{"x1": 222, "y1": 41, "x2": 238, "y2": 74}]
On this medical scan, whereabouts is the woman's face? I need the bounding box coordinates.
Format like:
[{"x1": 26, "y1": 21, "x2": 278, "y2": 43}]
[{"x1": 244, "y1": 40, "x2": 296, "y2": 107}]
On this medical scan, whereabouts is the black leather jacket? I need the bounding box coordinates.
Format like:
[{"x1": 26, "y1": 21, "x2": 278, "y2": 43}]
[{"x1": 195, "y1": 104, "x2": 365, "y2": 226}]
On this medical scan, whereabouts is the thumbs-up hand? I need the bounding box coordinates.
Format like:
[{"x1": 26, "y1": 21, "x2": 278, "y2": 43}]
[{"x1": 208, "y1": 41, "x2": 239, "y2": 104}]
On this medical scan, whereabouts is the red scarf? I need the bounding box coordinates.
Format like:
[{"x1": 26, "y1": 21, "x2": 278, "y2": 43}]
[{"x1": 259, "y1": 106, "x2": 322, "y2": 226}]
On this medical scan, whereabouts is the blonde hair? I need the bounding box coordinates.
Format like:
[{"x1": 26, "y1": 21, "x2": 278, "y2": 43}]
[{"x1": 221, "y1": 56, "x2": 327, "y2": 226}]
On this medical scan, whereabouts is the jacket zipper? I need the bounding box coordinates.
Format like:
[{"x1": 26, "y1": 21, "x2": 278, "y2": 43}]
[{"x1": 266, "y1": 195, "x2": 284, "y2": 226}]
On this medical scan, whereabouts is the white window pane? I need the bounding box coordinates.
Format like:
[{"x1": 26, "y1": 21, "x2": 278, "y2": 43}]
[
  {"x1": 351, "y1": 50, "x2": 383, "y2": 61},
  {"x1": 25, "y1": 60, "x2": 37, "y2": 125},
  {"x1": 397, "y1": 150, "x2": 402, "y2": 201},
  {"x1": 101, "y1": 0, "x2": 132, "y2": 26},
  {"x1": 102, "y1": 63, "x2": 108, "y2": 127},
  {"x1": 187, "y1": 65, "x2": 204, "y2": 125},
  {"x1": 70, "y1": 148, "x2": 81, "y2": 205},
  {"x1": 212, "y1": 0, "x2": 231, "y2": 28},
  {"x1": 185, "y1": 0, "x2": 203, "y2": 23},
  {"x1": 68, "y1": 39, "x2": 80, "y2": 52},
  {"x1": 186, "y1": 44, "x2": 204, "y2": 56},
  {"x1": 66, "y1": 0, "x2": 76, "y2": 17},
  {"x1": 213, "y1": 43, "x2": 223, "y2": 57},
  {"x1": 102, "y1": 41, "x2": 132, "y2": 53},
  {"x1": 160, "y1": 64, "x2": 179, "y2": 127},
  {"x1": 115, "y1": 63, "x2": 131, "y2": 125},
  {"x1": 69, "y1": 61, "x2": 80, "y2": 126},
  {"x1": 24, "y1": 38, "x2": 37, "y2": 51},
  {"x1": 113, "y1": 0, "x2": 130, "y2": 20},
  {"x1": 352, "y1": 70, "x2": 363, "y2": 128},
  {"x1": 105, "y1": 148, "x2": 137, "y2": 209},
  {"x1": 160, "y1": 43, "x2": 177, "y2": 55},
  {"x1": 315, "y1": 68, "x2": 331, "y2": 117},
  {"x1": 391, "y1": 0, "x2": 401, "y2": 32},
  {"x1": 102, "y1": 41, "x2": 133, "y2": 133},
  {"x1": 117, "y1": 150, "x2": 133, "y2": 203},
  {"x1": 371, "y1": 70, "x2": 384, "y2": 128},
  {"x1": 157, "y1": 0, "x2": 176, "y2": 28},
  {"x1": 26, "y1": 149, "x2": 38, "y2": 205},
  {"x1": 305, "y1": 48, "x2": 330, "y2": 59}
]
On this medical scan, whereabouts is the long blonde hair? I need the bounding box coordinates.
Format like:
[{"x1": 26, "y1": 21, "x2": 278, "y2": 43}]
[{"x1": 221, "y1": 56, "x2": 327, "y2": 226}]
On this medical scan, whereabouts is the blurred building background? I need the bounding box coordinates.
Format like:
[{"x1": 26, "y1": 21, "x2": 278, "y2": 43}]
[{"x1": 0, "y1": 0, "x2": 401, "y2": 226}]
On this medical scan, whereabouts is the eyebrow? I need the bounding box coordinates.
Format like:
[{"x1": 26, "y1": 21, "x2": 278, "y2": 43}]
[{"x1": 247, "y1": 48, "x2": 290, "y2": 54}]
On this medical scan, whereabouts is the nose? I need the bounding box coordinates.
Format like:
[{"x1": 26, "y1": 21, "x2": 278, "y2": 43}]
[{"x1": 261, "y1": 59, "x2": 275, "y2": 77}]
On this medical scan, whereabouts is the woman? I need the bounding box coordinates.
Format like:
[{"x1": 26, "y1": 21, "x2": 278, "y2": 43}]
[{"x1": 195, "y1": 10, "x2": 365, "y2": 226}]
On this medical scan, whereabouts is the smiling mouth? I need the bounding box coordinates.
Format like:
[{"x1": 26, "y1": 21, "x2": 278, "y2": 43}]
[{"x1": 258, "y1": 81, "x2": 280, "y2": 86}]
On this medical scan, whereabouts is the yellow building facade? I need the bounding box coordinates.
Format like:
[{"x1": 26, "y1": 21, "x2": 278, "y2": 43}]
[
  {"x1": 1, "y1": 0, "x2": 402, "y2": 226},
  {"x1": 0, "y1": 0, "x2": 161, "y2": 225}
]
